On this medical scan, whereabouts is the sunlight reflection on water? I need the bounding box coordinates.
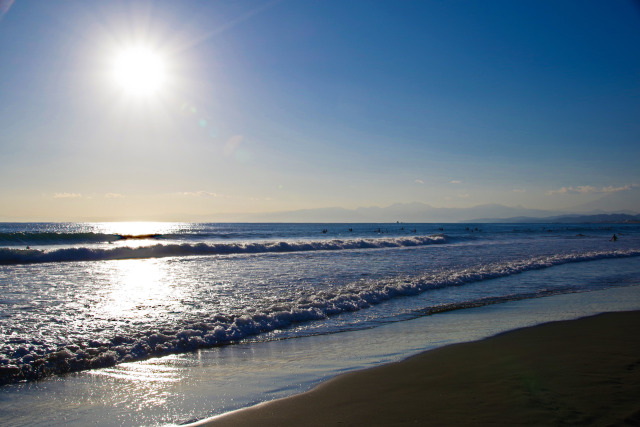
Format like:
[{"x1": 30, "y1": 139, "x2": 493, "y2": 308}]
[
  {"x1": 3, "y1": 284, "x2": 638, "y2": 427},
  {"x1": 94, "y1": 259, "x2": 175, "y2": 320},
  {"x1": 91, "y1": 222, "x2": 189, "y2": 237}
]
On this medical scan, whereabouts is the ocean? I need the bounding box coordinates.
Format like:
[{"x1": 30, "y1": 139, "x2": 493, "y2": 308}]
[{"x1": 1, "y1": 222, "x2": 640, "y2": 425}]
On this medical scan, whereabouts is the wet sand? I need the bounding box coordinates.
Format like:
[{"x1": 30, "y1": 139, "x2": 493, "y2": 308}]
[{"x1": 200, "y1": 310, "x2": 640, "y2": 426}]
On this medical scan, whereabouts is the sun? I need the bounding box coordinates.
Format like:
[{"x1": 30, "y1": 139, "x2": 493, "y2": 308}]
[{"x1": 112, "y1": 45, "x2": 167, "y2": 97}]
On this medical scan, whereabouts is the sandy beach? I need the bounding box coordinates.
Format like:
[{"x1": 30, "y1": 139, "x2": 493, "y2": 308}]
[{"x1": 202, "y1": 310, "x2": 640, "y2": 426}]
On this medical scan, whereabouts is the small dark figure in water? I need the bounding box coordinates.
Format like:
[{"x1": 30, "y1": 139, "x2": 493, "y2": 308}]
[
  {"x1": 322, "y1": 229, "x2": 328, "y2": 234},
  {"x1": 348, "y1": 228, "x2": 353, "y2": 232},
  {"x1": 610, "y1": 234, "x2": 618, "y2": 242}
]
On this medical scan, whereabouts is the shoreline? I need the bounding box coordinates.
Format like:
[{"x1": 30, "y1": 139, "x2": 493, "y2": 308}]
[
  {"x1": 4, "y1": 283, "x2": 640, "y2": 426},
  {"x1": 198, "y1": 310, "x2": 640, "y2": 426}
]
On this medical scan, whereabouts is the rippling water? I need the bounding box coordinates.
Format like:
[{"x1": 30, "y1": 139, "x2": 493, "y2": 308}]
[{"x1": 1, "y1": 222, "x2": 639, "y2": 386}]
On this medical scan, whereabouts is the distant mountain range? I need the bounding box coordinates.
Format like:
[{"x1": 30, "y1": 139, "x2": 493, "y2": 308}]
[
  {"x1": 210, "y1": 202, "x2": 639, "y2": 223},
  {"x1": 464, "y1": 213, "x2": 640, "y2": 224}
]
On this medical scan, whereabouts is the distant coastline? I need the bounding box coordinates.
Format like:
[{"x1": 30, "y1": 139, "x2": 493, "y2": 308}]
[
  {"x1": 207, "y1": 207, "x2": 640, "y2": 224},
  {"x1": 1, "y1": 205, "x2": 639, "y2": 224},
  {"x1": 464, "y1": 213, "x2": 640, "y2": 224}
]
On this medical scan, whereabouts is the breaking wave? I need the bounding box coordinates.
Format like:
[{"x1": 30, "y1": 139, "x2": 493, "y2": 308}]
[
  {"x1": 1, "y1": 248, "x2": 638, "y2": 385},
  {"x1": 0, "y1": 234, "x2": 449, "y2": 264}
]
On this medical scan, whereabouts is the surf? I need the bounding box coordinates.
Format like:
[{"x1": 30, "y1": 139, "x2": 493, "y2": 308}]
[{"x1": 0, "y1": 234, "x2": 450, "y2": 265}]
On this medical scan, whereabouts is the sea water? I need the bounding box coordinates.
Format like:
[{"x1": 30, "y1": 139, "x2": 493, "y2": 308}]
[{"x1": 1, "y1": 222, "x2": 639, "y2": 425}]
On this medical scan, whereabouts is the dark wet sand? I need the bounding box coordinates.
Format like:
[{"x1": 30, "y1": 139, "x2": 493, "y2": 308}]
[{"x1": 200, "y1": 310, "x2": 640, "y2": 426}]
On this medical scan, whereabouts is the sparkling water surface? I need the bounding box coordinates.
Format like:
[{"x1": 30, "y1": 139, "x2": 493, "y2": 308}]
[{"x1": 0, "y1": 222, "x2": 639, "y2": 425}]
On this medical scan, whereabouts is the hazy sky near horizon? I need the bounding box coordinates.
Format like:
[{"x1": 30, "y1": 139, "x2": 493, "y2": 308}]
[{"x1": 1, "y1": 0, "x2": 639, "y2": 221}]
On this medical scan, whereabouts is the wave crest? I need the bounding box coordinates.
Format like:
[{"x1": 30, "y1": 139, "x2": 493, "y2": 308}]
[
  {"x1": 0, "y1": 234, "x2": 448, "y2": 264},
  {"x1": 1, "y1": 249, "x2": 638, "y2": 385}
]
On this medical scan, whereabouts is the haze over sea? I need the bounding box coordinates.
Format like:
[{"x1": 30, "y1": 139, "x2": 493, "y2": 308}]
[{"x1": 1, "y1": 221, "x2": 639, "y2": 425}]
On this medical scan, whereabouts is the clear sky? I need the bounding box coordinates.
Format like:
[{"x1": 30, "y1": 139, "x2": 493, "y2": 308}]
[{"x1": 1, "y1": 0, "x2": 639, "y2": 221}]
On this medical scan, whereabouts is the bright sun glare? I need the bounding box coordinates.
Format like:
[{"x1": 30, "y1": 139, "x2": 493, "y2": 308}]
[{"x1": 112, "y1": 46, "x2": 167, "y2": 97}]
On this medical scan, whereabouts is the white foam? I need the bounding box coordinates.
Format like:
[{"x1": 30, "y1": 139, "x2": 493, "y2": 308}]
[
  {"x1": 2, "y1": 248, "x2": 638, "y2": 385},
  {"x1": 0, "y1": 234, "x2": 449, "y2": 264}
]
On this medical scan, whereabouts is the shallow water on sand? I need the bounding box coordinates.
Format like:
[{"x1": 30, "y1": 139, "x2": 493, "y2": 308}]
[
  {"x1": 1, "y1": 267, "x2": 639, "y2": 426},
  {"x1": 2, "y1": 222, "x2": 639, "y2": 388},
  {"x1": 1, "y1": 222, "x2": 639, "y2": 425}
]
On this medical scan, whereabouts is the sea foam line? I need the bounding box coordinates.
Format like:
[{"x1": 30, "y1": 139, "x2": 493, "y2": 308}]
[
  {"x1": 1, "y1": 248, "x2": 638, "y2": 385},
  {"x1": 0, "y1": 234, "x2": 447, "y2": 264}
]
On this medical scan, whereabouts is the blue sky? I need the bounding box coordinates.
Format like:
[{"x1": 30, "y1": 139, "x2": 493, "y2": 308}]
[{"x1": 1, "y1": 0, "x2": 639, "y2": 221}]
